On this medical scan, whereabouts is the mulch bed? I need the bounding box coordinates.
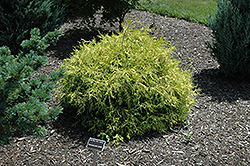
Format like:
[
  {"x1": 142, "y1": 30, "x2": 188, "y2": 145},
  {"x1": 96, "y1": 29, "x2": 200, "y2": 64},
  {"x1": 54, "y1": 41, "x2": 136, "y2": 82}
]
[{"x1": 0, "y1": 10, "x2": 249, "y2": 166}]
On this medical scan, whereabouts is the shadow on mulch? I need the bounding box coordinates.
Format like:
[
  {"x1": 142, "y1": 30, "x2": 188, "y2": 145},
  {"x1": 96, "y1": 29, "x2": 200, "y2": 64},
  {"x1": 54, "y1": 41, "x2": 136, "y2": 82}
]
[
  {"x1": 51, "y1": 104, "x2": 177, "y2": 146},
  {"x1": 51, "y1": 106, "x2": 93, "y2": 146},
  {"x1": 193, "y1": 68, "x2": 250, "y2": 103},
  {"x1": 48, "y1": 27, "x2": 117, "y2": 60}
]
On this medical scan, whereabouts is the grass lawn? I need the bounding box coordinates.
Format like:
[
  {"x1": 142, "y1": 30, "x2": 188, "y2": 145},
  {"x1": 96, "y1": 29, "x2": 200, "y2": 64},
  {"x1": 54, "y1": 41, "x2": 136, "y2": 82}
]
[{"x1": 137, "y1": 0, "x2": 217, "y2": 24}]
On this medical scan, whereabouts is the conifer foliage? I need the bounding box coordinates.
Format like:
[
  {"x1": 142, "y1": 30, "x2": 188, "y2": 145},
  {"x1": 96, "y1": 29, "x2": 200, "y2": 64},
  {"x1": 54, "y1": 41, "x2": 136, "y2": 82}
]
[
  {"x1": 0, "y1": 28, "x2": 64, "y2": 145},
  {"x1": 62, "y1": 0, "x2": 139, "y2": 31},
  {"x1": 206, "y1": 0, "x2": 250, "y2": 79},
  {"x1": 0, "y1": 0, "x2": 65, "y2": 55},
  {"x1": 58, "y1": 23, "x2": 198, "y2": 144}
]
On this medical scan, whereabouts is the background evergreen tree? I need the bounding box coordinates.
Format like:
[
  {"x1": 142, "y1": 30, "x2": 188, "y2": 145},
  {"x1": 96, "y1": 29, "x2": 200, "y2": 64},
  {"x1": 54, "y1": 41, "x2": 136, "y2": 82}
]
[
  {"x1": 0, "y1": 0, "x2": 65, "y2": 55},
  {"x1": 206, "y1": 0, "x2": 250, "y2": 79},
  {"x1": 62, "y1": 0, "x2": 139, "y2": 31},
  {"x1": 0, "y1": 28, "x2": 64, "y2": 145}
]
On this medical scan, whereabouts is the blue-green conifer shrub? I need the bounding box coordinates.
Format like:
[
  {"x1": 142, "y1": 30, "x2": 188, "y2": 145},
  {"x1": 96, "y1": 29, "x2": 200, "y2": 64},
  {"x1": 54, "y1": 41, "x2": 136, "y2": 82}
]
[
  {"x1": 0, "y1": 28, "x2": 64, "y2": 145},
  {"x1": 0, "y1": 0, "x2": 65, "y2": 55},
  {"x1": 58, "y1": 24, "x2": 198, "y2": 144},
  {"x1": 206, "y1": 0, "x2": 250, "y2": 79}
]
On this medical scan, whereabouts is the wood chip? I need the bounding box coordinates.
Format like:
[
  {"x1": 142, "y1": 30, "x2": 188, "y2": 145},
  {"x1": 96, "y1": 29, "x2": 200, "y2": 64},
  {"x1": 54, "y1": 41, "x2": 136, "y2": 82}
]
[{"x1": 163, "y1": 135, "x2": 170, "y2": 138}]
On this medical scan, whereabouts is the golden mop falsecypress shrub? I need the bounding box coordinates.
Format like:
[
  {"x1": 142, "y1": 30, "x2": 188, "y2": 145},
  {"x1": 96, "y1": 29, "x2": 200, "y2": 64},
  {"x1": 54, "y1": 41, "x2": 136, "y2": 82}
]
[{"x1": 57, "y1": 23, "x2": 199, "y2": 144}]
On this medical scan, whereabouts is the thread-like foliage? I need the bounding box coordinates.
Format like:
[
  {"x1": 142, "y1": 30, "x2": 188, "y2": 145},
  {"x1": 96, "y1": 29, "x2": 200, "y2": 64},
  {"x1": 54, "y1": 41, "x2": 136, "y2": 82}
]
[
  {"x1": 0, "y1": 28, "x2": 64, "y2": 145},
  {"x1": 0, "y1": 0, "x2": 65, "y2": 55},
  {"x1": 58, "y1": 23, "x2": 198, "y2": 144},
  {"x1": 206, "y1": 0, "x2": 250, "y2": 79}
]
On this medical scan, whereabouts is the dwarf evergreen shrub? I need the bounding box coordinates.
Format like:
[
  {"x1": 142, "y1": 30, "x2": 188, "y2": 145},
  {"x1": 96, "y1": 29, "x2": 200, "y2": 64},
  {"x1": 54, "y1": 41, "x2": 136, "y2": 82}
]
[
  {"x1": 206, "y1": 0, "x2": 250, "y2": 79},
  {"x1": 58, "y1": 23, "x2": 198, "y2": 144},
  {"x1": 62, "y1": 0, "x2": 139, "y2": 31},
  {"x1": 0, "y1": 28, "x2": 64, "y2": 145},
  {"x1": 0, "y1": 0, "x2": 65, "y2": 55}
]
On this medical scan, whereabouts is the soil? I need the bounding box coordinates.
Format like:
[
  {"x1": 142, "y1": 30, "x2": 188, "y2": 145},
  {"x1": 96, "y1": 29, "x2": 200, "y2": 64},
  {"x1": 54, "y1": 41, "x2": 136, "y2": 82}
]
[{"x1": 0, "y1": 10, "x2": 249, "y2": 166}]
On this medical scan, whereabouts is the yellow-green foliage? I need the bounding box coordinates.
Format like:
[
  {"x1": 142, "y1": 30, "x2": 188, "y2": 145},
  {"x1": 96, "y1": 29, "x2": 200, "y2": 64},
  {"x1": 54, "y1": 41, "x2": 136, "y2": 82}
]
[{"x1": 58, "y1": 23, "x2": 198, "y2": 144}]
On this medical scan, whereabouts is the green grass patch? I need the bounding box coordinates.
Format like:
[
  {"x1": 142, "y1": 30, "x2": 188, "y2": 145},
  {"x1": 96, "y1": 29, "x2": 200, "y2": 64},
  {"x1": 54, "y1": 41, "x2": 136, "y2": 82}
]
[{"x1": 137, "y1": 0, "x2": 217, "y2": 24}]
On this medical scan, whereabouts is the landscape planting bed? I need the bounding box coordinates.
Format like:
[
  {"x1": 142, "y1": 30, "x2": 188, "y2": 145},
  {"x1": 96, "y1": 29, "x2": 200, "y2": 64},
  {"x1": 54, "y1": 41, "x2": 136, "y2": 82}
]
[{"x1": 0, "y1": 10, "x2": 249, "y2": 165}]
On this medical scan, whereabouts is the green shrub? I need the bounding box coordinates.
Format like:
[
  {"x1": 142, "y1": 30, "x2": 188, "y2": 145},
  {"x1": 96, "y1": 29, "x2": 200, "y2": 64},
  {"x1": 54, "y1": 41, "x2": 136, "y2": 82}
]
[
  {"x1": 0, "y1": 0, "x2": 65, "y2": 55},
  {"x1": 206, "y1": 0, "x2": 250, "y2": 79},
  {"x1": 0, "y1": 28, "x2": 64, "y2": 145},
  {"x1": 62, "y1": 0, "x2": 139, "y2": 31},
  {"x1": 58, "y1": 23, "x2": 198, "y2": 144}
]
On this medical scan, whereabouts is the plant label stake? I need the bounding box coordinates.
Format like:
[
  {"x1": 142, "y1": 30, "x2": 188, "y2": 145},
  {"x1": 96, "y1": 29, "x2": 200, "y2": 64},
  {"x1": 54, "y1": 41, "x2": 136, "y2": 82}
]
[{"x1": 86, "y1": 137, "x2": 106, "y2": 166}]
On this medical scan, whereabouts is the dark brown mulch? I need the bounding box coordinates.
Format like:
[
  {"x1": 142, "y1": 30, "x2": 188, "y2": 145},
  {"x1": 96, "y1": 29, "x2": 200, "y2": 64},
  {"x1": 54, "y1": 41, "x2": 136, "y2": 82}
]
[{"x1": 1, "y1": 10, "x2": 249, "y2": 166}]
